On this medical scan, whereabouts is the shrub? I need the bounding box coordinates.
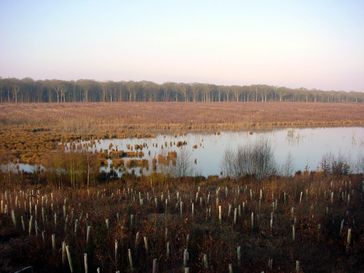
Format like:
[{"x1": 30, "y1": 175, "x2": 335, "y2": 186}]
[
  {"x1": 320, "y1": 153, "x2": 350, "y2": 176},
  {"x1": 222, "y1": 138, "x2": 276, "y2": 179}
]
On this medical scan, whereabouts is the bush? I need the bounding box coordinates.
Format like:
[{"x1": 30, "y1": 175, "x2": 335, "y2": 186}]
[
  {"x1": 320, "y1": 153, "x2": 350, "y2": 176},
  {"x1": 43, "y1": 151, "x2": 99, "y2": 187},
  {"x1": 222, "y1": 138, "x2": 277, "y2": 179}
]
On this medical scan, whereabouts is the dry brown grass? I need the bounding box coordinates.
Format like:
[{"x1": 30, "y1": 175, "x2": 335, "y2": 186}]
[{"x1": 1, "y1": 102, "x2": 364, "y2": 132}]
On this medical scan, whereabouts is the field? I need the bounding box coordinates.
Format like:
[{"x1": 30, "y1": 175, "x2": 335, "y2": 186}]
[
  {"x1": 1, "y1": 102, "x2": 364, "y2": 164},
  {"x1": 1, "y1": 102, "x2": 364, "y2": 134},
  {"x1": 1, "y1": 173, "x2": 364, "y2": 273},
  {"x1": 1, "y1": 102, "x2": 364, "y2": 273}
]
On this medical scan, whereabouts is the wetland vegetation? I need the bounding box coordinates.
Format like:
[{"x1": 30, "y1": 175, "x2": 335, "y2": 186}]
[
  {"x1": 2, "y1": 0, "x2": 364, "y2": 271},
  {"x1": 0, "y1": 101, "x2": 363, "y2": 273}
]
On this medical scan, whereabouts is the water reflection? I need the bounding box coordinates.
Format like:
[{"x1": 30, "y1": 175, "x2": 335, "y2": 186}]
[
  {"x1": 69, "y1": 127, "x2": 364, "y2": 176},
  {"x1": 2, "y1": 127, "x2": 364, "y2": 177},
  {"x1": 0, "y1": 162, "x2": 44, "y2": 173}
]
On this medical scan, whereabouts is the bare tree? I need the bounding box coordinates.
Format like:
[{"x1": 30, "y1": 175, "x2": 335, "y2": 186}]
[
  {"x1": 320, "y1": 153, "x2": 350, "y2": 175},
  {"x1": 280, "y1": 152, "x2": 294, "y2": 177},
  {"x1": 173, "y1": 148, "x2": 194, "y2": 177}
]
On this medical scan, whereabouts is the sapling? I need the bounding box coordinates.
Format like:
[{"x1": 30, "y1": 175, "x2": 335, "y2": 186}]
[
  {"x1": 128, "y1": 248, "x2": 133, "y2": 270},
  {"x1": 11, "y1": 209, "x2": 16, "y2": 227},
  {"x1": 41, "y1": 207, "x2": 45, "y2": 223},
  {"x1": 292, "y1": 225, "x2": 296, "y2": 241},
  {"x1": 51, "y1": 234, "x2": 56, "y2": 252},
  {"x1": 54, "y1": 212, "x2": 57, "y2": 228},
  {"x1": 115, "y1": 240, "x2": 118, "y2": 264},
  {"x1": 105, "y1": 218, "x2": 109, "y2": 230},
  {"x1": 237, "y1": 246, "x2": 241, "y2": 266},
  {"x1": 183, "y1": 248, "x2": 189, "y2": 267},
  {"x1": 218, "y1": 205, "x2": 222, "y2": 224},
  {"x1": 29, "y1": 201, "x2": 32, "y2": 215},
  {"x1": 144, "y1": 236, "x2": 149, "y2": 253},
  {"x1": 317, "y1": 223, "x2": 321, "y2": 241},
  {"x1": 203, "y1": 254, "x2": 208, "y2": 268},
  {"x1": 64, "y1": 215, "x2": 68, "y2": 232},
  {"x1": 228, "y1": 263, "x2": 233, "y2": 273},
  {"x1": 63, "y1": 205, "x2": 66, "y2": 219},
  {"x1": 84, "y1": 253, "x2": 88, "y2": 273},
  {"x1": 74, "y1": 219, "x2": 79, "y2": 234},
  {"x1": 251, "y1": 212, "x2": 254, "y2": 230},
  {"x1": 340, "y1": 219, "x2": 345, "y2": 235},
  {"x1": 135, "y1": 232, "x2": 140, "y2": 248},
  {"x1": 35, "y1": 220, "x2": 38, "y2": 236},
  {"x1": 62, "y1": 241, "x2": 66, "y2": 264},
  {"x1": 180, "y1": 201, "x2": 183, "y2": 216},
  {"x1": 165, "y1": 227, "x2": 168, "y2": 240},
  {"x1": 295, "y1": 260, "x2": 300, "y2": 273},
  {"x1": 152, "y1": 258, "x2": 157, "y2": 273},
  {"x1": 347, "y1": 194, "x2": 350, "y2": 205},
  {"x1": 28, "y1": 215, "x2": 33, "y2": 236},
  {"x1": 166, "y1": 241, "x2": 170, "y2": 258},
  {"x1": 347, "y1": 228, "x2": 352, "y2": 247},
  {"x1": 66, "y1": 245, "x2": 73, "y2": 273},
  {"x1": 186, "y1": 234, "x2": 190, "y2": 247}
]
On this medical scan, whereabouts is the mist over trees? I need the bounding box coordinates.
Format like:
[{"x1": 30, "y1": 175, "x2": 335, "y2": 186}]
[{"x1": 0, "y1": 77, "x2": 363, "y2": 103}]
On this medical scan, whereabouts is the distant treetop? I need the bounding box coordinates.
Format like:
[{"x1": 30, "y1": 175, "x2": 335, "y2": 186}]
[{"x1": 0, "y1": 78, "x2": 363, "y2": 103}]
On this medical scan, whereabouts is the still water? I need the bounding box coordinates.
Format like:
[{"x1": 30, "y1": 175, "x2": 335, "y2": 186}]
[
  {"x1": 3, "y1": 127, "x2": 363, "y2": 177},
  {"x1": 74, "y1": 127, "x2": 364, "y2": 177}
]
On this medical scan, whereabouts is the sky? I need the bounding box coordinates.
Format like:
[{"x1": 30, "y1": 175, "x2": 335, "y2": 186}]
[{"x1": 0, "y1": 0, "x2": 364, "y2": 91}]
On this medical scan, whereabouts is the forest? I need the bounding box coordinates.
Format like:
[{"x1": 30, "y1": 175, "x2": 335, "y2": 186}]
[{"x1": 1, "y1": 78, "x2": 363, "y2": 103}]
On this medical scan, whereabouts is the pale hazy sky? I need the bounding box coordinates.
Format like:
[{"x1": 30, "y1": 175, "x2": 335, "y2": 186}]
[{"x1": 0, "y1": 0, "x2": 363, "y2": 91}]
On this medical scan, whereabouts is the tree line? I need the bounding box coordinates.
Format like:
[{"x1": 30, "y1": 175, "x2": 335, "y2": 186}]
[{"x1": 0, "y1": 77, "x2": 363, "y2": 103}]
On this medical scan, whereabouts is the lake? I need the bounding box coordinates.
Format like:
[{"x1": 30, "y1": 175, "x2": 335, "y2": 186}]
[{"x1": 64, "y1": 127, "x2": 364, "y2": 177}]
